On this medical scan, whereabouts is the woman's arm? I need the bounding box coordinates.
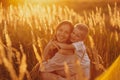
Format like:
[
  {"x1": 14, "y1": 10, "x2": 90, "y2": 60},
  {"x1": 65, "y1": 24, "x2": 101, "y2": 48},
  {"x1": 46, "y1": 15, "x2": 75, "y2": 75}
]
[
  {"x1": 43, "y1": 42, "x2": 51, "y2": 61},
  {"x1": 43, "y1": 40, "x2": 58, "y2": 61}
]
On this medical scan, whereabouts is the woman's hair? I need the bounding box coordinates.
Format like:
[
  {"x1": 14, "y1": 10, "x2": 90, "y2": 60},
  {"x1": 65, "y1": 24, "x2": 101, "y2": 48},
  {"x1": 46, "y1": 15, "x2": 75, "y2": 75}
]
[
  {"x1": 56, "y1": 20, "x2": 74, "y2": 31},
  {"x1": 53, "y1": 20, "x2": 74, "y2": 43}
]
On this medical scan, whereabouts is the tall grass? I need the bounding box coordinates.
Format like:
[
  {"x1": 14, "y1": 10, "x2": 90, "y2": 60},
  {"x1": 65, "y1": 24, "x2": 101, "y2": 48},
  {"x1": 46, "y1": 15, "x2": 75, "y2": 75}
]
[
  {"x1": 0, "y1": 2, "x2": 119, "y2": 80},
  {"x1": 96, "y1": 56, "x2": 120, "y2": 80}
]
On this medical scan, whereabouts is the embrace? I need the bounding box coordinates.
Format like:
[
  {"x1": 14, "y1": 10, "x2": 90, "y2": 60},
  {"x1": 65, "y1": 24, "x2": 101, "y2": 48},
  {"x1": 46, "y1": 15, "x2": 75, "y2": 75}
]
[{"x1": 29, "y1": 20, "x2": 90, "y2": 80}]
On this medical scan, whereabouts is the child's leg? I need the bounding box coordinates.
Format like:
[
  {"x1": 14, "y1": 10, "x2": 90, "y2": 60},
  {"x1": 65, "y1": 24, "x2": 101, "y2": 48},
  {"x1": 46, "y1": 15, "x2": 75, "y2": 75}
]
[
  {"x1": 41, "y1": 72, "x2": 66, "y2": 80},
  {"x1": 55, "y1": 68, "x2": 77, "y2": 78},
  {"x1": 41, "y1": 53, "x2": 66, "y2": 72},
  {"x1": 83, "y1": 67, "x2": 90, "y2": 80},
  {"x1": 30, "y1": 63, "x2": 41, "y2": 80}
]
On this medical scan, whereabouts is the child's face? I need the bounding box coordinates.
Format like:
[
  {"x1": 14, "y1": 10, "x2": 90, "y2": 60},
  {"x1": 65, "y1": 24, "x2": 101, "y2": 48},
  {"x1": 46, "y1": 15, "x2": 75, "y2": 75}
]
[
  {"x1": 70, "y1": 27, "x2": 84, "y2": 42},
  {"x1": 56, "y1": 24, "x2": 72, "y2": 43}
]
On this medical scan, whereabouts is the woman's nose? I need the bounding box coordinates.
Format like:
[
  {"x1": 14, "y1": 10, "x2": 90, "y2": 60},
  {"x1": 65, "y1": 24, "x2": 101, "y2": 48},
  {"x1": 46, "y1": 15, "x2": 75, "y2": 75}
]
[{"x1": 61, "y1": 31, "x2": 65, "y2": 35}]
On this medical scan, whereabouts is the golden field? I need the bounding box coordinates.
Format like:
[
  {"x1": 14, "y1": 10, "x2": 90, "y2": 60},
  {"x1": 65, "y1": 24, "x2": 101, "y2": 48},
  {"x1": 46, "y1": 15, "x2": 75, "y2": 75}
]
[{"x1": 0, "y1": 1, "x2": 120, "y2": 80}]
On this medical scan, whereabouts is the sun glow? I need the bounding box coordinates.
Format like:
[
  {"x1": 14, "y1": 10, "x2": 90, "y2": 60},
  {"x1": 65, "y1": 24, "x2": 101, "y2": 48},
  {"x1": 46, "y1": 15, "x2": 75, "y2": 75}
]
[
  {"x1": 22, "y1": 0, "x2": 59, "y2": 4},
  {"x1": 7, "y1": 0, "x2": 59, "y2": 5}
]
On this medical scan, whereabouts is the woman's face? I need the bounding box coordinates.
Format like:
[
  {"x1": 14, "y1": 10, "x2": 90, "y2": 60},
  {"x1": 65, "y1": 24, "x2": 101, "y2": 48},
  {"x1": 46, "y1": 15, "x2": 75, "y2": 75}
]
[{"x1": 56, "y1": 24, "x2": 72, "y2": 43}]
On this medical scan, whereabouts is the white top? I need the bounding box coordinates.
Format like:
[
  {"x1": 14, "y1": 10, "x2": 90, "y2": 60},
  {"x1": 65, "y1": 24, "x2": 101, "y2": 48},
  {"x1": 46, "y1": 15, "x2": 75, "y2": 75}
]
[
  {"x1": 72, "y1": 41, "x2": 90, "y2": 79},
  {"x1": 72, "y1": 41, "x2": 90, "y2": 63}
]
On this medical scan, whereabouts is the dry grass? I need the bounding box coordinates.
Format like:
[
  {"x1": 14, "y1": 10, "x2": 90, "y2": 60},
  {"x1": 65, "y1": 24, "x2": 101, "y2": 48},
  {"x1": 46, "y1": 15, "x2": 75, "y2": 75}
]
[
  {"x1": 0, "y1": 2, "x2": 119, "y2": 80},
  {"x1": 96, "y1": 56, "x2": 120, "y2": 80}
]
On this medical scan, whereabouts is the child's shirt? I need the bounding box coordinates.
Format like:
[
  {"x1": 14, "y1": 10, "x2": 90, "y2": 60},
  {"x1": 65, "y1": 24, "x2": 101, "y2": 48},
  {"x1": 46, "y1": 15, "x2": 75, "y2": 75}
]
[{"x1": 72, "y1": 41, "x2": 90, "y2": 79}]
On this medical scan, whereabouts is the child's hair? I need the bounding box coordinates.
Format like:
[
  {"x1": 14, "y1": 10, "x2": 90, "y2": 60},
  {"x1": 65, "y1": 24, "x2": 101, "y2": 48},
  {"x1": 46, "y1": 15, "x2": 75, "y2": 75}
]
[{"x1": 75, "y1": 23, "x2": 89, "y2": 40}]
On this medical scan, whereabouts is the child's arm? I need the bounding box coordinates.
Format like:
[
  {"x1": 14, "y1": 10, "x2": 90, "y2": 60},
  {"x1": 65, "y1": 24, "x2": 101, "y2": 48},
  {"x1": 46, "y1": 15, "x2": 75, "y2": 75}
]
[
  {"x1": 54, "y1": 41, "x2": 75, "y2": 50},
  {"x1": 54, "y1": 41, "x2": 84, "y2": 51},
  {"x1": 58, "y1": 49, "x2": 74, "y2": 55}
]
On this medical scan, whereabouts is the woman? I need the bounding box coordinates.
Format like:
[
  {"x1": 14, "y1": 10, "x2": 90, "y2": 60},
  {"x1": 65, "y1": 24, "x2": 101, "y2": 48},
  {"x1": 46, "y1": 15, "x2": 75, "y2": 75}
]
[{"x1": 30, "y1": 20, "x2": 74, "y2": 80}]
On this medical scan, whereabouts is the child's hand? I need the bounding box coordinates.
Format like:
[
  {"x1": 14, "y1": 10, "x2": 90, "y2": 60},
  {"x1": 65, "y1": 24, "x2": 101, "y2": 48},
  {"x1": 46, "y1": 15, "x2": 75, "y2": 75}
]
[
  {"x1": 53, "y1": 41, "x2": 62, "y2": 48},
  {"x1": 49, "y1": 41, "x2": 56, "y2": 50},
  {"x1": 49, "y1": 40, "x2": 60, "y2": 50},
  {"x1": 51, "y1": 41, "x2": 59, "y2": 48}
]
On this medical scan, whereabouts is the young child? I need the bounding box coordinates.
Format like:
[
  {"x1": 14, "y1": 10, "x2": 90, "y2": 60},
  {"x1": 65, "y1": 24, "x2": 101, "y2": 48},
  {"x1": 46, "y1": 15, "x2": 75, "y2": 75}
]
[{"x1": 54, "y1": 23, "x2": 90, "y2": 79}]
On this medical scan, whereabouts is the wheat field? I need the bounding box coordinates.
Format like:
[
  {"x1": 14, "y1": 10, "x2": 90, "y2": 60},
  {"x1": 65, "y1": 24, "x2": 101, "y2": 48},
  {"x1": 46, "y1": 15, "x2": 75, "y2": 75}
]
[{"x1": 0, "y1": 2, "x2": 120, "y2": 80}]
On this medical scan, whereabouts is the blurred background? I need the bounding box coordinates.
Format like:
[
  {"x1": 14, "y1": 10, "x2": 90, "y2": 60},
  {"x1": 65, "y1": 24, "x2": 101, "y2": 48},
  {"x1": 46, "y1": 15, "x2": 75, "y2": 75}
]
[{"x1": 0, "y1": 0, "x2": 120, "y2": 80}]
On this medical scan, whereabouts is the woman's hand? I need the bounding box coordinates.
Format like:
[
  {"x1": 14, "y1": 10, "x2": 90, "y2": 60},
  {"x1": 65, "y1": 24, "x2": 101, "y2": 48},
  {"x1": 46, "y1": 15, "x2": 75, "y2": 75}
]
[{"x1": 43, "y1": 40, "x2": 59, "y2": 60}]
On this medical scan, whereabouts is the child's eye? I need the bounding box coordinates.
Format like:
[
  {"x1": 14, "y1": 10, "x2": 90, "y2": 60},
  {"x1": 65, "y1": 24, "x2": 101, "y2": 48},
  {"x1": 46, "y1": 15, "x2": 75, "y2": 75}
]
[
  {"x1": 72, "y1": 31, "x2": 80, "y2": 38},
  {"x1": 77, "y1": 35, "x2": 81, "y2": 38}
]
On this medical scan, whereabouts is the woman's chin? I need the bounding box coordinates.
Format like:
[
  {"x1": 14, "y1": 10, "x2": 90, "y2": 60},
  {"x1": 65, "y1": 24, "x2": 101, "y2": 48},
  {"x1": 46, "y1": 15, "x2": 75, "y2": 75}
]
[{"x1": 57, "y1": 39, "x2": 66, "y2": 43}]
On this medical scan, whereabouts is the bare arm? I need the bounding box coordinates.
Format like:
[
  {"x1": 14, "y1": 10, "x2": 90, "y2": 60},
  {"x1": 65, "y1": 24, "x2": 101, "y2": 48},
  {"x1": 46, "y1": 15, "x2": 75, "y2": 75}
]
[
  {"x1": 43, "y1": 40, "x2": 58, "y2": 61},
  {"x1": 52, "y1": 41, "x2": 75, "y2": 55},
  {"x1": 54, "y1": 41, "x2": 75, "y2": 50},
  {"x1": 43, "y1": 42, "x2": 51, "y2": 61},
  {"x1": 58, "y1": 49, "x2": 74, "y2": 55}
]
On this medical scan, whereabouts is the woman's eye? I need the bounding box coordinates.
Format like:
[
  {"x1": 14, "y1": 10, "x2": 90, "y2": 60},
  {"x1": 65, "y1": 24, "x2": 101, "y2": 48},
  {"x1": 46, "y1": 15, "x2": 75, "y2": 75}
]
[{"x1": 58, "y1": 29, "x2": 62, "y2": 32}]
